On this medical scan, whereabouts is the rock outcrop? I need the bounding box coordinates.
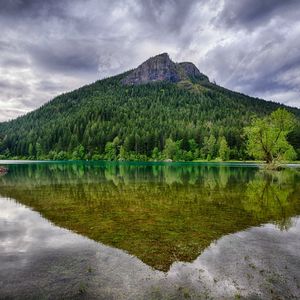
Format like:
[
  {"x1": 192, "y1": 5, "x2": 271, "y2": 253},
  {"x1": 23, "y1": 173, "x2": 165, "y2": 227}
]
[
  {"x1": 178, "y1": 62, "x2": 209, "y2": 82},
  {"x1": 0, "y1": 166, "x2": 8, "y2": 174},
  {"x1": 122, "y1": 53, "x2": 209, "y2": 85}
]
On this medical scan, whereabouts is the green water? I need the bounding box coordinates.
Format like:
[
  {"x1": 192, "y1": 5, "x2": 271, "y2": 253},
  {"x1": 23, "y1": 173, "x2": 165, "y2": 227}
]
[{"x1": 0, "y1": 161, "x2": 299, "y2": 272}]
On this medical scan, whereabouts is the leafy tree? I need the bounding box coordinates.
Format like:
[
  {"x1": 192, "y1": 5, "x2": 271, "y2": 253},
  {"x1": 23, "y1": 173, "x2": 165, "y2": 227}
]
[
  {"x1": 218, "y1": 136, "x2": 230, "y2": 161},
  {"x1": 283, "y1": 147, "x2": 297, "y2": 161},
  {"x1": 56, "y1": 151, "x2": 68, "y2": 160},
  {"x1": 244, "y1": 108, "x2": 296, "y2": 163},
  {"x1": 188, "y1": 138, "x2": 199, "y2": 160},
  {"x1": 119, "y1": 145, "x2": 127, "y2": 161},
  {"x1": 104, "y1": 142, "x2": 117, "y2": 161},
  {"x1": 202, "y1": 134, "x2": 217, "y2": 160},
  {"x1": 163, "y1": 138, "x2": 182, "y2": 160},
  {"x1": 151, "y1": 147, "x2": 161, "y2": 160},
  {"x1": 72, "y1": 145, "x2": 85, "y2": 160}
]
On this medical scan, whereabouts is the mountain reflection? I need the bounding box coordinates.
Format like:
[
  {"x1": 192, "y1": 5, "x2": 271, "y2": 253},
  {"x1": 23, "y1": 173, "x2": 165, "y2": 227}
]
[{"x1": 0, "y1": 162, "x2": 299, "y2": 271}]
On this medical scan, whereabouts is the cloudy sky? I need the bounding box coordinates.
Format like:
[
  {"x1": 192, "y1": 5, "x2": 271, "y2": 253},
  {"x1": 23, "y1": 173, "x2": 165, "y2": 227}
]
[{"x1": 1, "y1": 0, "x2": 300, "y2": 122}]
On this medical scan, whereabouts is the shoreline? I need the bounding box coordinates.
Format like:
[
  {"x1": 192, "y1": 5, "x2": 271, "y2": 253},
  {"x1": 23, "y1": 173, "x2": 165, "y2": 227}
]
[{"x1": 1, "y1": 159, "x2": 300, "y2": 167}]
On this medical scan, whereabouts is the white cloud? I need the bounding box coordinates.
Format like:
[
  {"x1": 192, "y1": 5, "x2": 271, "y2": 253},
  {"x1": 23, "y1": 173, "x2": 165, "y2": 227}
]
[{"x1": 0, "y1": 0, "x2": 299, "y2": 122}]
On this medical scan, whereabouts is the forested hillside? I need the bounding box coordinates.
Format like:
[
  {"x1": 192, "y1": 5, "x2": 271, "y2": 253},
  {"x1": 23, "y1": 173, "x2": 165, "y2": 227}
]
[{"x1": 0, "y1": 55, "x2": 300, "y2": 161}]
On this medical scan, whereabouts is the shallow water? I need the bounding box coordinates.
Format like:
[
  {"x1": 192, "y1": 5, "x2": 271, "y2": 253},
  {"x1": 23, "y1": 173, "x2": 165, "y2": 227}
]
[{"x1": 0, "y1": 161, "x2": 299, "y2": 299}]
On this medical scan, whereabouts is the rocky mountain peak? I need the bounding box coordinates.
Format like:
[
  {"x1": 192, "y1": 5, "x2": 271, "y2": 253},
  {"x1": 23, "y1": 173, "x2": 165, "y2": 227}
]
[{"x1": 122, "y1": 53, "x2": 209, "y2": 85}]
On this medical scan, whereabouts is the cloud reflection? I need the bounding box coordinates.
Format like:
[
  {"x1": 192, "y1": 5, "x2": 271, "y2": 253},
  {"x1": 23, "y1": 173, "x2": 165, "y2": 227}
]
[{"x1": 0, "y1": 196, "x2": 299, "y2": 299}]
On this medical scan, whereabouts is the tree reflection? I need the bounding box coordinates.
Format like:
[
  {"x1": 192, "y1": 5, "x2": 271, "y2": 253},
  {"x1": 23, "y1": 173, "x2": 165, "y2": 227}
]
[
  {"x1": 245, "y1": 169, "x2": 300, "y2": 230},
  {"x1": 0, "y1": 162, "x2": 299, "y2": 271}
]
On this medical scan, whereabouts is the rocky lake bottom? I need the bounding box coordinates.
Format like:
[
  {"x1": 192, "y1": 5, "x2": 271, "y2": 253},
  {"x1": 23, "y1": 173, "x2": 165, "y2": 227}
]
[{"x1": 0, "y1": 161, "x2": 299, "y2": 299}]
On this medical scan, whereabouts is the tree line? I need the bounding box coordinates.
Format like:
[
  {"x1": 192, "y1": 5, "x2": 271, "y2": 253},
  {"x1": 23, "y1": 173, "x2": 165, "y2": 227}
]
[{"x1": 0, "y1": 74, "x2": 299, "y2": 162}]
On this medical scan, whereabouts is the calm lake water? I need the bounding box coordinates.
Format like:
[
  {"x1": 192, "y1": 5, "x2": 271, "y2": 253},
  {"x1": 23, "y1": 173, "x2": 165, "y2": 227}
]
[{"x1": 0, "y1": 161, "x2": 299, "y2": 299}]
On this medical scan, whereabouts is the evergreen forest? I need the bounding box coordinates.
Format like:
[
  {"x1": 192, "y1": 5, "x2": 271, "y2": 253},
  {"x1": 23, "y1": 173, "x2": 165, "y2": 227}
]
[{"x1": 0, "y1": 73, "x2": 300, "y2": 161}]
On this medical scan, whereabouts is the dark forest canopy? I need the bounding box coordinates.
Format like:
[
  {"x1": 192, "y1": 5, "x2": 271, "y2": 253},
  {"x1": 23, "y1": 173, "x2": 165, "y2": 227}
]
[{"x1": 0, "y1": 72, "x2": 300, "y2": 162}]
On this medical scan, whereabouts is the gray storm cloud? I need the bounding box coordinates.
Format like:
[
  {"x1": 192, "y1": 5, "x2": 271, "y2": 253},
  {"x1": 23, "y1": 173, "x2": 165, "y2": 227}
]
[{"x1": 0, "y1": 0, "x2": 299, "y2": 121}]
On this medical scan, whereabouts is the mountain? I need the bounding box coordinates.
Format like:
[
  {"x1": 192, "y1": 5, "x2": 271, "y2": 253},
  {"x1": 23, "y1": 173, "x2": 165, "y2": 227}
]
[
  {"x1": 0, "y1": 53, "x2": 299, "y2": 161},
  {"x1": 122, "y1": 53, "x2": 209, "y2": 85}
]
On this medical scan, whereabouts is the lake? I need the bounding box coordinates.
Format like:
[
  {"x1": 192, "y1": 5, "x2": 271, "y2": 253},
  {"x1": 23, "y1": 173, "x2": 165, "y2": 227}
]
[{"x1": 0, "y1": 161, "x2": 299, "y2": 299}]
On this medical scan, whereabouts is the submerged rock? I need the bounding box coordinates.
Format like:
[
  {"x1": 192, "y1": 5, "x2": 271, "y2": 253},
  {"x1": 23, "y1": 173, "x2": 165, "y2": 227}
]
[{"x1": 0, "y1": 166, "x2": 8, "y2": 174}]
